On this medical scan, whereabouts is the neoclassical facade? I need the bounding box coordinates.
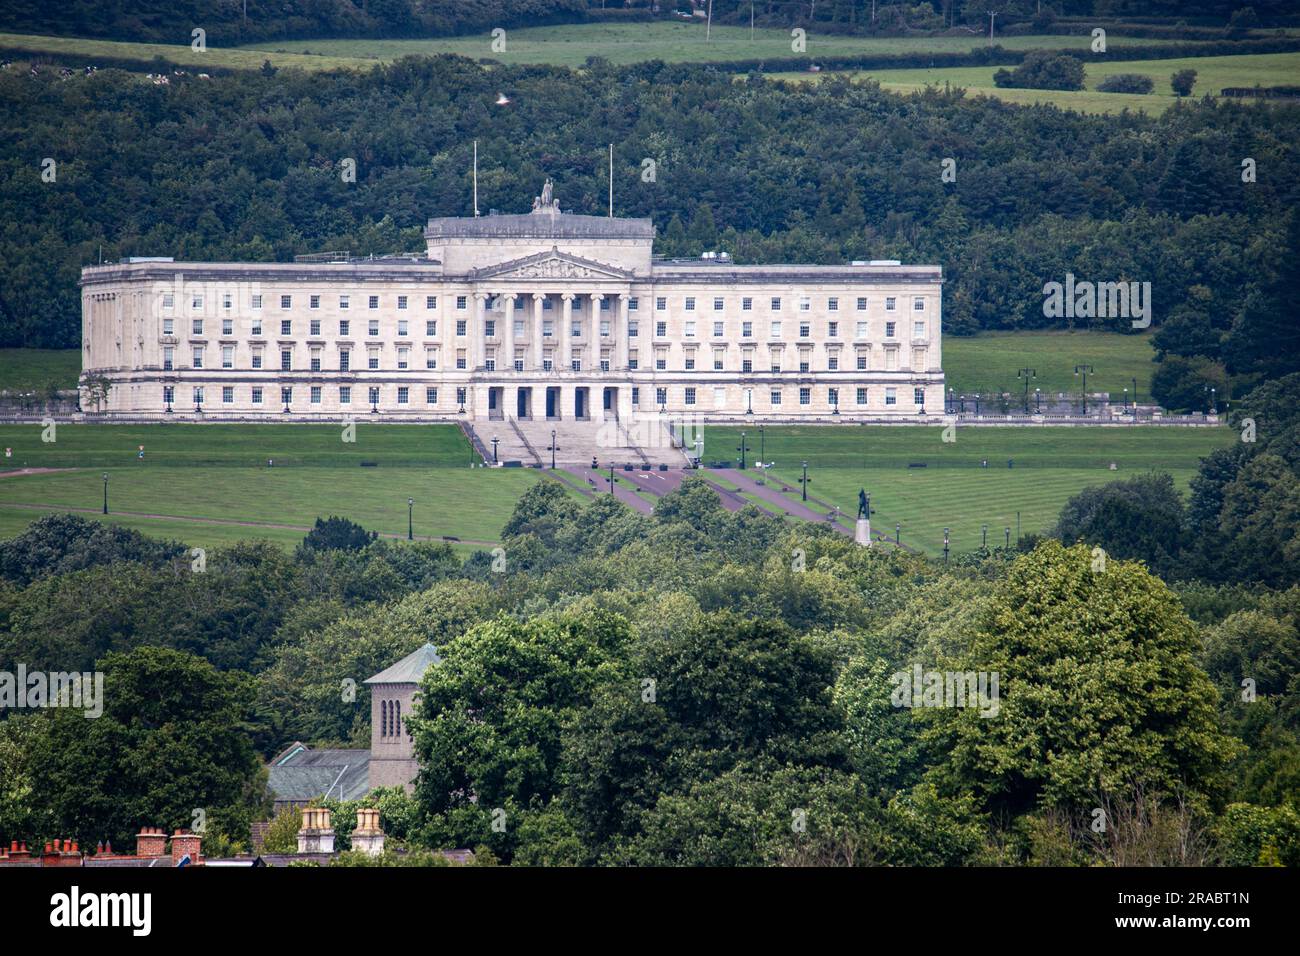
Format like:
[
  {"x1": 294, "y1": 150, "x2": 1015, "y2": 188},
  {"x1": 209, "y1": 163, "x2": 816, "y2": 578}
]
[{"x1": 80, "y1": 184, "x2": 944, "y2": 422}]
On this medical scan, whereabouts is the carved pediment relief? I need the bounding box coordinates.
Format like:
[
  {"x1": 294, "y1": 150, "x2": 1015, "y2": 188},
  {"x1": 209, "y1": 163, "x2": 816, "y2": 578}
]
[{"x1": 472, "y1": 249, "x2": 631, "y2": 282}]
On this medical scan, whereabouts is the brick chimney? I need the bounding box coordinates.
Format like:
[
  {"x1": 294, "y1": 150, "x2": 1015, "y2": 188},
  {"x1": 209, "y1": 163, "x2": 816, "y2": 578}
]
[
  {"x1": 351, "y1": 808, "x2": 385, "y2": 858},
  {"x1": 5, "y1": 841, "x2": 30, "y2": 861},
  {"x1": 136, "y1": 826, "x2": 167, "y2": 858},
  {"x1": 296, "y1": 806, "x2": 335, "y2": 854},
  {"x1": 170, "y1": 829, "x2": 202, "y2": 866}
]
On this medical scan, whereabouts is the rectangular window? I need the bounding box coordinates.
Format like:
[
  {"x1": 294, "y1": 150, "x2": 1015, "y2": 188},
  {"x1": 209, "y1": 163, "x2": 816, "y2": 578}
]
[
  {"x1": 222, "y1": 345, "x2": 233, "y2": 369},
  {"x1": 914, "y1": 387, "x2": 926, "y2": 406},
  {"x1": 655, "y1": 321, "x2": 667, "y2": 337},
  {"x1": 371, "y1": 387, "x2": 381, "y2": 406},
  {"x1": 856, "y1": 320, "x2": 867, "y2": 338},
  {"x1": 799, "y1": 296, "x2": 810, "y2": 312},
  {"x1": 252, "y1": 350, "x2": 263, "y2": 370},
  {"x1": 397, "y1": 295, "x2": 408, "y2": 310},
  {"x1": 628, "y1": 298, "x2": 638, "y2": 311},
  {"x1": 828, "y1": 355, "x2": 839, "y2": 371},
  {"x1": 799, "y1": 323, "x2": 810, "y2": 338},
  {"x1": 914, "y1": 321, "x2": 926, "y2": 338},
  {"x1": 339, "y1": 386, "x2": 351, "y2": 404},
  {"x1": 631, "y1": 386, "x2": 640, "y2": 405},
  {"x1": 685, "y1": 355, "x2": 696, "y2": 370},
  {"x1": 193, "y1": 386, "x2": 204, "y2": 405},
  {"x1": 163, "y1": 347, "x2": 174, "y2": 370},
  {"x1": 426, "y1": 320, "x2": 437, "y2": 336},
  {"x1": 684, "y1": 387, "x2": 696, "y2": 406},
  {"x1": 397, "y1": 387, "x2": 409, "y2": 405},
  {"x1": 856, "y1": 353, "x2": 867, "y2": 371},
  {"x1": 163, "y1": 317, "x2": 174, "y2": 335},
  {"x1": 713, "y1": 321, "x2": 724, "y2": 337},
  {"x1": 340, "y1": 350, "x2": 350, "y2": 372},
  {"x1": 914, "y1": 297, "x2": 925, "y2": 311},
  {"x1": 829, "y1": 387, "x2": 839, "y2": 408},
  {"x1": 828, "y1": 321, "x2": 838, "y2": 338},
  {"x1": 856, "y1": 297, "x2": 867, "y2": 311},
  {"x1": 311, "y1": 386, "x2": 322, "y2": 405},
  {"x1": 281, "y1": 320, "x2": 291, "y2": 336},
  {"x1": 280, "y1": 295, "x2": 291, "y2": 309},
  {"x1": 340, "y1": 295, "x2": 350, "y2": 310},
  {"x1": 456, "y1": 320, "x2": 467, "y2": 336},
  {"x1": 886, "y1": 388, "x2": 897, "y2": 406},
  {"x1": 770, "y1": 390, "x2": 782, "y2": 406},
  {"x1": 656, "y1": 297, "x2": 667, "y2": 311},
  {"x1": 192, "y1": 346, "x2": 204, "y2": 369},
  {"x1": 280, "y1": 349, "x2": 291, "y2": 371},
  {"x1": 426, "y1": 296, "x2": 437, "y2": 309},
  {"x1": 742, "y1": 321, "x2": 753, "y2": 338},
  {"x1": 742, "y1": 297, "x2": 752, "y2": 311},
  {"x1": 252, "y1": 387, "x2": 263, "y2": 405},
  {"x1": 770, "y1": 297, "x2": 781, "y2": 310},
  {"x1": 856, "y1": 387, "x2": 868, "y2": 405},
  {"x1": 628, "y1": 320, "x2": 638, "y2": 338},
  {"x1": 252, "y1": 294, "x2": 263, "y2": 310},
  {"x1": 456, "y1": 351, "x2": 466, "y2": 370},
  {"x1": 799, "y1": 387, "x2": 811, "y2": 406},
  {"x1": 713, "y1": 297, "x2": 724, "y2": 311},
  {"x1": 222, "y1": 386, "x2": 233, "y2": 404},
  {"x1": 742, "y1": 358, "x2": 753, "y2": 373},
  {"x1": 163, "y1": 385, "x2": 174, "y2": 405},
  {"x1": 456, "y1": 296, "x2": 467, "y2": 310},
  {"x1": 281, "y1": 387, "x2": 292, "y2": 407},
  {"x1": 221, "y1": 293, "x2": 232, "y2": 309},
  {"x1": 252, "y1": 319, "x2": 262, "y2": 336},
  {"x1": 655, "y1": 356, "x2": 666, "y2": 371},
  {"x1": 656, "y1": 387, "x2": 667, "y2": 406},
  {"x1": 828, "y1": 297, "x2": 839, "y2": 311},
  {"x1": 368, "y1": 295, "x2": 379, "y2": 310},
  {"x1": 771, "y1": 321, "x2": 782, "y2": 338},
  {"x1": 398, "y1": 319, "x2": 408, "y2": 337},
  {"x1": 886, "y1": 297, "x2": 897, "y2": 311},
  {"x1": 192, "y1": 295, "x2": 203, "y2": 310},
  {"x1": 310, "y1": 319, "x2": 320, "y2": 336},
  {"x1": 368, "y1": 352, "x2": 379, "y2": 370},
  {"x1": 310, "y1": 295, "x2": 320, "y2": 310},
  {"x1": 397, "y1": 349, "x2": 409, "y2": 370},
  {"x1": 339, "y1": 319, "x2": 350, "y2": 336},
  {"x1": 684, "y1": 321, "x2": 696, "y2": 338},
  {"x1": 192, "y1": 319, "x2": 204, "y2": 335},
  {"x1": 885, "y1": 321, "x2": 896, "y2": 338},
  {"x1": 425, "y1": 349, "x2": 437, "y2": 369},
  {"x1": 426, "y1": 387, "x2": 438, "y2": 405},
  {"x1": 222, "y1": 318, "x2": 233, "y2": 336},
  {"x1": 368, "y1": 319, "x2": 379, "y2": 336},
  {"x1": 163, "y1": 293, "x2": 175, "y2": 310},
  {"x1": 311, "y1": 352, "x2": 321, "y2": 372}
]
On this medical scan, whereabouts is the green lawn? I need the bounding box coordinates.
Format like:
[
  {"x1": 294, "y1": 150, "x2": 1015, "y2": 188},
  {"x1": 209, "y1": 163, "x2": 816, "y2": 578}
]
[
  {"x1": 0, "y1": 349, "x2": 80, "y2": 393},
  {"x1": 244, "y1": 23, "x2": 1190, "y2": 69},
  {"x1": 1, "y1": 23, "x2": 1202, "y2": 75},
  {"x1": 942, "y1": 330, "x2": 1156, "y2": 402},
  {"x1": 0, "y1": 423, "x2": 551, "y2": 550},
  {"x1": 774, "y1": 51, "x2": 1300, "y2": 114},
  {"x1": 707, "y1": 424, "x2": 1233, "y2": 554},
  {"x1": 0, "y1": 422, "x2": 475, "y2": 468}
]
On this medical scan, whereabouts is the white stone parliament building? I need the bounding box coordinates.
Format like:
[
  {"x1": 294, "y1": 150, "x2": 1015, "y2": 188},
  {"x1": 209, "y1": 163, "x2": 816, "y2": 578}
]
[{"x1": 80, "y1": 181, "x2": 944, "y2": 459}]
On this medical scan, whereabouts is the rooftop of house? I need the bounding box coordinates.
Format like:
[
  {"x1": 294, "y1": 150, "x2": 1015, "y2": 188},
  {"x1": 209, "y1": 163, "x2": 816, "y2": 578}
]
[
  {"x1": 268, "y1": 744, "x2": 372, "y2": 803},
  {"x1": 363, "y1": 642, "x2": 442, "y2": 686}
]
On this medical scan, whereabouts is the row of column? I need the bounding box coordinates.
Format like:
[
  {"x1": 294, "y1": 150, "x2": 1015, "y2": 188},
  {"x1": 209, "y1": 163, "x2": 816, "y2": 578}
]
[{"x1": 470, "y1": 291, "x2": 631, "y2": 373}]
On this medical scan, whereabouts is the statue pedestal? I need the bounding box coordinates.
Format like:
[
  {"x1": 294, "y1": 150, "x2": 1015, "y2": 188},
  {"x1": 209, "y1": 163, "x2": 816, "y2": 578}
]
[{"x1": 855, "y1": 518, "x2": 871, "y2": 548}]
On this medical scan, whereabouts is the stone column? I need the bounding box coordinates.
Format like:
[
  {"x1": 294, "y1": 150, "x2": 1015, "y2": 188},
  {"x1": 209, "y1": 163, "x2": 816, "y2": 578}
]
[
  {"x1": 589, "y1": 292, "x2": 604, "y2": 374},
  {"x1": 473, "y1": 292, "x2": 489, "y2": 372},
  {"x1": 561, "y1": 294, "x2": 575, "y2": 371},
  {"x1": 503, "y1": 293, "x2": 517, "y2": 373},
  {"x1": 532, "y1": 292, "x2": 546, "y2": 369},
  {"x1": 617, "y1": 293, "x2": 631, "y2": 371}
]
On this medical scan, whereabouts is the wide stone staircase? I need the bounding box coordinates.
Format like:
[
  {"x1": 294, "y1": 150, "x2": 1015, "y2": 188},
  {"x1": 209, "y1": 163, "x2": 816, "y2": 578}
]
[{"x1": 471, "y1": 415, "x2": 687, "y2": 467}]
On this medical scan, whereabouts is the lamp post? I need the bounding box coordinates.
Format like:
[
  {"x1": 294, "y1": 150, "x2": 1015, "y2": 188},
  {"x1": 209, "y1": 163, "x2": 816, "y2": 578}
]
[
  {"x1": 1004, "y1": 526, "x2": 1011, "y2": 549},
  {"x1": 737, "y1": 431, "x2": 747, "y2": 470},
  {"x1": 1131, "y1": 377, "x2": 1138, "y2": 415},
  {"x1": 1034, "y1": 387, "x2": 1041, "y2": 414},
  {"x1": 1017, "y1": 367, "x2": 1036, "y2": 414},
  {"x1": 407, "y1": 497, "x2": 414, "y2": 540},
  {"x1": 943, "y1": 527, "x2": 950, "y2": 564},
  {"x1": 974, "y1": 393, "x2": 980, "y2": 416},
  {"x1": 609, "y1": 461, "x2": 615, "y2": 493},
  {"x1": 982, "y1": 524, "x2": 988, "y2": 548},
  {"x1": 745, "y1": 388, "x2": 753, "y2": 415},
  {"x1": 1074, "y1": 364, "x2": 1094, "y2": 414},
  {"x1": 1123, "y1": 386, "x2": 1128, "y2": 412},
  {"x1": 491, "y1": 436, "x2": 499, "y2": 465},
  {"x1": 693, "y1": 435, "x2": 704, "y2": 468},
  {"x1": 832, "y1": 388, "x2": 840, "y2": 416},
  {"x1": 102, "y1": 473, "x2": 109, "y2": 515},
  {"x1": 758, "y1": 424, "x2": 765, "y2": 468},
  {"x1": 800, "y1": 460, "x2": 810, "y2": 501},
  {"x1": 947, "y1": 387, "x2": 954, "y2": 414},
  {"x1": 895, "y1": 523, "x2": 901, "y2": 546},
  {"x1": 550, "y1": 429, "x2": 557, "y2": 470},
  {"x1": 164, "y1": 390, "x2": 173, "y2": 414}
]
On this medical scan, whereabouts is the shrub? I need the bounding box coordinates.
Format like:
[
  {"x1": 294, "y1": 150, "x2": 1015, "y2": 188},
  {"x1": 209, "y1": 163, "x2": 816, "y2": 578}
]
[{"x1": 1098, "y1": 73, "x2": 1155, "y2": 94}]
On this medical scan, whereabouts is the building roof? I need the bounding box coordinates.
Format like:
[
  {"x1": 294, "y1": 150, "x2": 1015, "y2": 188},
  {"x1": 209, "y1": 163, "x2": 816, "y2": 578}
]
[
  {"x1": 364, "y1": 642, "x2": 442, "y2": 686},
  {"x1": 425, "y1": 209, "x2": 654, "y2": 242},
  {"x1": 267, "y1": 743, "x2": 372, "y2": 802}
]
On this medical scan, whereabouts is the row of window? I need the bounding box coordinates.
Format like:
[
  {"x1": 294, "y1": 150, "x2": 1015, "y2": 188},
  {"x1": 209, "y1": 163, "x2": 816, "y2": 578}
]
[
  {"x1": 161, "y1": 291, "x2": 929, "y2": 314},
  {"x1": 168, "y1": 384, "x2": 928, "y2": 409},
  {"x1": 166, "y1": 343, "x2": 927, "y2": 374},
  {"x1": 165, "y1": 316, "x2": 928, "y2": 343}
]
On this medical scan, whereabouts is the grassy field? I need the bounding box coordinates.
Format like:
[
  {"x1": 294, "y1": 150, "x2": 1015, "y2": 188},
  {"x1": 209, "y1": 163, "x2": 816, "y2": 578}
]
[
  {"x1": 774, "y1": 51, "x2": 1300, "y2": 114},
  {"x1": 0, "y1": 423, "x2": 550, "y2": 549},
  {"x1": 0, "y1": 349, "x2": 80, "y2": 393},
  {"x1": 706, "y1": 424, "x2": 1232, "y2": 554},
  {"x1": 2, "y1": 23, "x2": 1202, "y2": 74},
  {"x1": 942, "y1": 330, "x2": 1155, "y2": 401}
]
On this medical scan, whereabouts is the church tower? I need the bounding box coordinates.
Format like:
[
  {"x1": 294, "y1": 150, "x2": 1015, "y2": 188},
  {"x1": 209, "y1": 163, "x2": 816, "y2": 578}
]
[{"x1": 364, "y1": 643, "x2": 442, "y2": 791}]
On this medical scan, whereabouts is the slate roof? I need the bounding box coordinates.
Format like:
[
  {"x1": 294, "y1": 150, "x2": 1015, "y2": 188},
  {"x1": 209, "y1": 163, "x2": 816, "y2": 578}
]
[
  {"x1": 267, "y1": 744, "x2": 372, "y2": 803},
  {"x1": 364, "y1": 642, "x2": 442, "y2": 686}
]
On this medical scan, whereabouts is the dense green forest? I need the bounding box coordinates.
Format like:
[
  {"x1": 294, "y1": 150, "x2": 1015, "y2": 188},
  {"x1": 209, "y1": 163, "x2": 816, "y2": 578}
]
[
  {"x1": 2, "y1": 54, "x2": 1297, "y2": 408},
  {"x1": 2, "y1": 372, "x2": 1298, "y2": 863}
]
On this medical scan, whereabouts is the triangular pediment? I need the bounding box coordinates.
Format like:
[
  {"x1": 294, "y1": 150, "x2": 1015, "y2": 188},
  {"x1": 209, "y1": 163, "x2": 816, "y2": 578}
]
[{"x1": 469, "y1": 248, "x2": 632, "y2": 281}]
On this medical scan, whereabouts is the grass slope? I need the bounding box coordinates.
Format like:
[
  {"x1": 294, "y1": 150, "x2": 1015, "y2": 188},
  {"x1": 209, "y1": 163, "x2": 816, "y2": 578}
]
[
  {"x1": 942, "y1": 330, "x2": 1155, "y2": 401},
  {"x1": 0, "y1": 349, "x2": 80, "y2": 392}
]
